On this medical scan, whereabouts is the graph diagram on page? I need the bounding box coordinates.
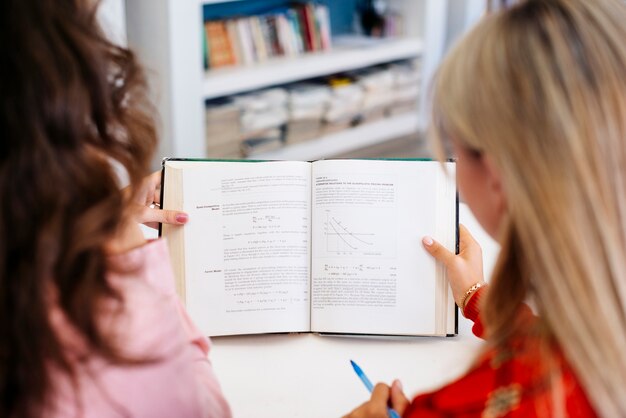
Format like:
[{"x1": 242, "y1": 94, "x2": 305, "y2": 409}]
[{"x1": 323, "y1": 209, "x2": 396, "y2": 257}]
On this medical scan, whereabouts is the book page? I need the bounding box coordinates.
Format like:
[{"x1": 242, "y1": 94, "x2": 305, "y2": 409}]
[
  {"x1": 172, "y1": 161, "x2": 312, "y2": 336},
  {"x1": 310, "y1": 160, "x2": 454, "y2": 336}
]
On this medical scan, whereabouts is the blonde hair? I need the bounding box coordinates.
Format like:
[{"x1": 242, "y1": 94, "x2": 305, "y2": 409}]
[{"x1": 431, "y1": 0, "x2": 626, "y2": 416}]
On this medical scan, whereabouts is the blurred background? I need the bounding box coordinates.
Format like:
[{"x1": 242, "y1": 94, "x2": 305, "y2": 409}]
[{"x1": 100, "y1": 0, "x2": 502, "y2": 168}]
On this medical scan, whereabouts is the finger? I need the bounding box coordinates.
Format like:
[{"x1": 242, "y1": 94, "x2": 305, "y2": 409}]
[
  {"x1": 422, "y1": 235, "x2": 455, "y2": 264},
  {"x1": 136, "y1": 171, "x2": 162, "y2": 206},
  {"x1": 342, "y1": 405, "x2": 365, "y2": 418},
  {"x1": 148, "y1": 170, "x2": 162, "y2": 184},
  {"x1": 370, "y1": 383, "x2": 391, "y2": 405},
  {"x1": 140, "y1": 207, "x2": 188, "y2": 226},
  {"x1": 148, "y1": 171, "x2": 163, "y2": 204},
  {"x1": 458, "y1": 224, "x2": 483, "y2": 257},
  {"x1": 459, "y1": 224, "x2": 478, "y2": 247},
  {"x1": 390, "y1": 380, "x2": 410, "y2": 415},
  {"x1": 144, "y1": 222, "x2": 159, "y2": 230},
  {"x1": 152, "y1": 188, "x2": 162, "y2": 205},
  {"x1": 343, "y1": 385, "x2": 390, "y2": 418}
]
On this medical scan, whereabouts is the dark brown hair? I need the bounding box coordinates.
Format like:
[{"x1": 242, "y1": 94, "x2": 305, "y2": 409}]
[{"x1": 0, "y1": 0, "x2": 157, "y2": 416}]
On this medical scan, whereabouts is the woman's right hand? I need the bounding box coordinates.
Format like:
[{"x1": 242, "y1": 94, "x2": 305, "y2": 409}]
[{"x1": 422, "y1": 224, "x2": 485, "y2": 308}]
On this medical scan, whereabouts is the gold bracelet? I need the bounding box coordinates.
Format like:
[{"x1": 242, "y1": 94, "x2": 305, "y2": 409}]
[{"x1": 460, "y1": 282, "x2": 485, "y2": 312}]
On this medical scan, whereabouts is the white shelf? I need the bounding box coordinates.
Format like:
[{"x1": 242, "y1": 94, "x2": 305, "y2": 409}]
[
  {"x1": 126, "y1": 0, "x2": 452, "y2": 166},
  {"x1": 250, "y1": 112, "x2": 420, "y2": 161},
  {"x1": 203, "y1": 37, "x2": 424, "y2": 100}
]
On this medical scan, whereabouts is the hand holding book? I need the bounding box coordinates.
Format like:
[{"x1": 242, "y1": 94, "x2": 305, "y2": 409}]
[
  {"x1": 422, "y1": 225, "x2": 485, "y2": 309},
  {"x1": 128, "y1": 171, "x2": 189, "y2": 229},
  {"x1": 161, "y1": 159, "x2": 458, "y2": 337},
  {"x1": 106, "y1": 171, "x2": 189, "y2": 255}
]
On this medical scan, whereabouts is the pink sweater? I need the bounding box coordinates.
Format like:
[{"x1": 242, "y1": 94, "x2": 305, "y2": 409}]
[{"x1": 47, "y1": 239, "x2": 231, "y2": 417}]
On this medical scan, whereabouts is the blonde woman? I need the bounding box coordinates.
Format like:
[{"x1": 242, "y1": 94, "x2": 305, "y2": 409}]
[{"x1": 346, "y1": 0, "x2": 626, "y2": 416}]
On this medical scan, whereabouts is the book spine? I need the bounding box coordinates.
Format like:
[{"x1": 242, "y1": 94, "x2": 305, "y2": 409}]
[
  {"x1": 258, "y1": 16, "x2": 272, "y2": 58},
  {"x1": 225, "y1": 19, "x2": 242, "y2": 66},
  {"x1": 250, "y1": 16, "x2": 269, "y2": 61},
  {"x1": 202, "y1": 21, "x2": 210, "y2": 69},
  {"x1": 236, "y1": 18, "x2": 253, "y2": 65},
  {"x1": 202, "y1": 2, "x2": 333, "y2": 68},
  {"x1": 266, "y1": 15, "x2": 284, "y2": 57},
  {"x1": 295, "y1": 5, "x2": 313, "y2": 52},
  {"x1": 286, "y1": 9, "x2": 305, "y2": 54},
  {"x1": 305, "y1": 4, "x2": 321, "y2": 51},
  {"x1": 315, "y1": 5, "x2": 332, "y2": 51},
  {"x1": 275, "y1": 14, "x2": 292, "y2": 57}
]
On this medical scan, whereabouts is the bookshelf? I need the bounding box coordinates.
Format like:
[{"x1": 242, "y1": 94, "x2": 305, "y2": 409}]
[
  {"x1": 253, "y1": 112, "x2": 418, "y2": 160},
  {"x1": 202, "y1": 37, "x2": 424, "y2": 100},
  {"x1": 125, "y1": 0, "x2": 452, "y2": 165}
]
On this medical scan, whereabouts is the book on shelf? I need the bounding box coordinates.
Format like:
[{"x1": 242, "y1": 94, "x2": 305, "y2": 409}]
[
  {"x1": 205, "y1": 100, "x2": 241, "y2": 156},
  {"x1": 239, "y1": 128, "x2": 284, "y2": 157},
  {"x1": 298, "y1": 3, "x2": 316, "y2": 52},
  {"x1": 265, "y1": 15, "x2": 284, "y2": 57},
  {"x1": 160, "y1": 159, "x2": 458, "y2": 338},
  {"x1": 249, "y1": 16, "x2": 268, "y2": 62},
  {"x1": 286, "y1": 83, "x2": 330, "y2": 144},
  {"x1": 202, "y1": 3, "x2": 331, "y2": 69},
  {"x1": 202, "y1": 59, "x2": 422, "y2": 158},
  {"x1": 286, "y1": 8, "x2": 305, "y2": 54},
  {"x1": 204, "y1": 20, "x2": 236, "y2": 68},
  {"x1": 315, "y1": 5, "x2": 332, "y2": 50},
  {"x1": 235, "y1": 18, "x2": 256, "y2": 65},
  {"x1": 323, "y1": 76, "x2": 364, "y2": 126},
  {"x1": 225, "y1": 20, "x2": 242, "y2": 65}
]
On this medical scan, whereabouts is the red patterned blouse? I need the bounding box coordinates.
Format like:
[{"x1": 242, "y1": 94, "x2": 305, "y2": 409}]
[{"x1": 403, "y1": 288, "x2": 597, "y2": 417}]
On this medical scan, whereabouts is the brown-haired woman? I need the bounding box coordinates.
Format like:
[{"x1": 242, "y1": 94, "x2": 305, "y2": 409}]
[
  {"x1": 0, "y1": 0, "x2": 230, "y2": 417},
  {"x1": 346, "y1": 0, "x2": 626, "y2": 416}
]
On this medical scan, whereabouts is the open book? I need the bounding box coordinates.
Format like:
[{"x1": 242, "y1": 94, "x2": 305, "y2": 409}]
[{"x1": 161, "y1": 159, "x2": 457, "y2": 337}]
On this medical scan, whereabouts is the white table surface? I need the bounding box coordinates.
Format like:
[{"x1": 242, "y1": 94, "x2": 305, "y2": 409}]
[{"x1": 208, "y1": 204, "x2": 500, "y2": 418}]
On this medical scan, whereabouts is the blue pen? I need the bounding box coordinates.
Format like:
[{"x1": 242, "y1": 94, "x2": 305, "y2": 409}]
[{"x1": 350, "y1": 360, "x2": 401, "y2": 418}]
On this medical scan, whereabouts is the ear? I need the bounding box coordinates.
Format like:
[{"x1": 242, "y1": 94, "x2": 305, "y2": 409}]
[{"x1": 482, "y1": 154, "x2": 507, "y2": 220}]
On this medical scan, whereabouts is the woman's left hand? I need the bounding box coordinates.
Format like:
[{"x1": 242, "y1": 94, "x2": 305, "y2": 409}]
[
  {"x1": 130, "y1": 171, "x2": 188, "y2": 229},
  {"x1": 106, "y1": 171, "x2": 189, "y2": 254},
  {"x1": 344, "y1": 381, "x2": 409, "y2": 418}
]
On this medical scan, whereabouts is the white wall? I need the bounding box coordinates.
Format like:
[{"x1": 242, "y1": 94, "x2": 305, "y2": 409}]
[
  {"x1": 98, "y1": 0, "x2": 127, "y2": 45},
  {"x1": 445, "y1": 0, "x2": 485, "y2": 51}
]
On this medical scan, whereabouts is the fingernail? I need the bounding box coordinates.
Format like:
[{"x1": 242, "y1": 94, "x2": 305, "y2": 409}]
[
  {"x1": 394, "y1": 379, "x2": 403, "y2": 391},
  {"x1": 175, "y1": 213, "x2": 188, "y2": 224},
  {"x1": 422, "y1": 236, "x2": 434, "y2": 246}
]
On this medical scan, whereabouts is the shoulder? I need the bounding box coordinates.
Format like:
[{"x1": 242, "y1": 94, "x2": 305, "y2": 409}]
[
  {"x1": 105, "y1": 239, "x2": 187, "y2": 357},
  {"x1": 49, "y1": 240, "x2": 187, "y2": 358},
  {"x1": 108, "y1": 238, "x2": 177, "y2": 295},
  {"x1": 405, "y1": 332, "x2": 597, "y2": 418},
  {"x1": 49, "y1": 239, "x2": 230, "y2": 417}
]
